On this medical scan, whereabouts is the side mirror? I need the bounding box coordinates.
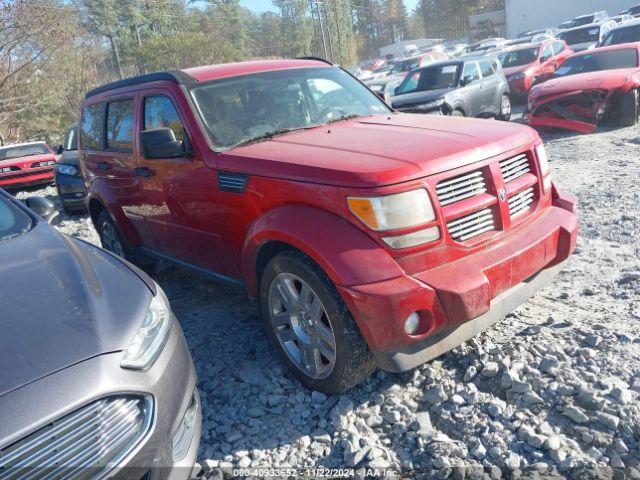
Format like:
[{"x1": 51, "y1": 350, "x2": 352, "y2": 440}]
[
  {"x1": 26, "y1": 197, "x2": 58, "y2": 224},
  {"x1": 56, "y1": 144, "x2": 64, "y2": 155},
  {"x1": 140, "y1": 128, "x2": 192, "y2": 159},
  {"x1": 393, "y1": 86, "x2": 400, "y2": 96}
]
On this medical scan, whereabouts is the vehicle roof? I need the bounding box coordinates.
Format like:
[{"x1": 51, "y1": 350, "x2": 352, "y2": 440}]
[
  {"x1": 610, "y1": 17, "x2": 640, "y2": 29},
  {"x1": 502, "y1": 41, "x2": 549, "y2": 52},
  {"x1": 567, "y1": 41, "x2": 640, "y2": 57},
  {"x1": 0, "y1": 141, "x2": 47, "y2": 150},
  {"x1": 562, "y1": 20, "x2": 611, "y2": 32},
  {"x1": 574, "y1": 11, "x2": 606, "y2": 19},
  {"x1": 85, "y1": 58, "x2": 331, "y2": 99}
]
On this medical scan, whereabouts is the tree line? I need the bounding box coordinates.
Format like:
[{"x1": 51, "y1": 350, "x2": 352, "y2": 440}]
[{"x1": 0, "y1": 0, "x2": 504, "y2": 144}]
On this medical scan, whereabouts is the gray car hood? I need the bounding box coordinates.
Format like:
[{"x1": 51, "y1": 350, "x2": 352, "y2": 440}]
[
  {"x1": 0, "y1": 221, "x2": 153, "y2": 397},
  {"x1": 392, "y1": 87, "x2": 455, "y2": 108}
]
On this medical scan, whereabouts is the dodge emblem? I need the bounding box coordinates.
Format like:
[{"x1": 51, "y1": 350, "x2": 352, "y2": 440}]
[{"x1": 498, "y1": 188, "x2": 507, "y2": 202}]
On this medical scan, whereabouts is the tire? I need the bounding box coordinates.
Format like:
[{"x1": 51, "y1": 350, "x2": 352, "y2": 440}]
[
  {"x1": 97, "y1": 210, "x2": 130, "y2": 260},
  {"x1": 498, "y1": 93, "x2": 512, "y2": 121},
  {"x1": 451, "y1": 109, "x2": 465, "y2": 117},
  {"x1": 618, "y1": 89, "x2": 639, "y2": 127},
  {"x1": 259, "y1": 250, "x2": 375, "y2": 394}
]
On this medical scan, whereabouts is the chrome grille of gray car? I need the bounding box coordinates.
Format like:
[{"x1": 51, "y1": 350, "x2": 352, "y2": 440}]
[
  {"x1": 0, "y1": 395, "x2": 152, "y2": 480},
  {"x1": 435, "y1": 170, "x2": 487, "y2": 206},
  {"x1": 500, "y1": 154, "x2": 530, "y2": 183},
  {"x1": 446, "y1": 208, "x2": 495, "y2": 242},
  {"x1": 509, "y1": 188, "x2": 535, "y2": 219}
]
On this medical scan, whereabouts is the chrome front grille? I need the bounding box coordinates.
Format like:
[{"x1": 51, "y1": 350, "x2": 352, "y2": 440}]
[
  {"x1": 447, "y1": 208, "x2": 495, "y2": 242},
  {"x1": 500, "y1": 154, "x2": 530, "y2": 183},
  {"x1": 436, "y1": 170, "x2": 487, "y2": 206},
  {"x1": 0, "y1": 395, "x2": 152, "y2": 480},
  {"x1": 509, "y1": 188, "x2": 535, "y2": 219}
]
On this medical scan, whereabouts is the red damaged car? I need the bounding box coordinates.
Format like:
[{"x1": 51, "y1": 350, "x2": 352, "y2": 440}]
[
  {"x1": 80, "y1": 59, "x2": 578, "y2": 393},
  {"x1": 527, "y1": 43, "x2": 640, "y2": 133},
  {"x1": 0, "y1": 142, "x2": 57, "y2": 189},
  {"x1": 499, "y1": 39, "x2": 573, "y2": 100}
]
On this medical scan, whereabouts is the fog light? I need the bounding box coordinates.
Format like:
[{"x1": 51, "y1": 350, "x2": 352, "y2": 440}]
[
  {"x1": 172, "y1": 390, "x2": 198, "y2": 462},
  {"x1": 404, "y1": 312, "x2": 421, "y2": 335},
  {"x1": 382, "y1": 227, "x2": 440, "y2": 249}
]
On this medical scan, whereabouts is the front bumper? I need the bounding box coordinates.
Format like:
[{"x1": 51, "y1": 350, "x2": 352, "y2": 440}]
[
  {"x1": 55, "y1": 172, "x2": 87, "y2": 210},
  {"x1": 0, "y1": 318, "x2": 201, "y2": 480},
  {"x1": 339, "y1": 191, "x2": 577, "y2": 372},
  {"x1": 0, "y1": 168, "x2": 54, "y2": 189}
]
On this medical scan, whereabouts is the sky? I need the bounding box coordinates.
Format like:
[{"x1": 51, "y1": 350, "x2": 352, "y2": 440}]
[{"x1": 239, "y1": 0, "x2": 420, "y2": 15}]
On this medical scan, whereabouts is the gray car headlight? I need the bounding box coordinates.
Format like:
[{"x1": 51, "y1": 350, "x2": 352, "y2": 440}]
[
  {"x1": 121, "y1": 285, "x2": 172, "y2": 370},
  {"x1": 416, "y1": 98, "x2": 445, "y2": 110},
  {"x1": 56, "y1": 164, "x2": 78, "y2": 176}
]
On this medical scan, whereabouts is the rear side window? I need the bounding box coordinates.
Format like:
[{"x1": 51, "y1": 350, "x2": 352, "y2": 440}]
[
  {"x1": 143, "y1": 95, "x2": 184, "y2": 142},
  {"x1": 479, "y1": 60, "x2": 496, "y2": 77},
  {"x1": 552, "y1": 41, "x2": 565, "y2": 55},
  {"x1": 462, "y1": 62, "x2": 481, "y2": 82},
  {"x1": 106, "y1": 99, "x2": 135, "y2": 151},
  {"x1": 80, "y1": 103, "x2": 103, "y2": 150}
]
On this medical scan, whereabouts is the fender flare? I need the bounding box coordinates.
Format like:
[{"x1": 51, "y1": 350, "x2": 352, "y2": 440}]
[
  {"x1": 86, "y1": 178, "x2": 142, "y2": 246},
  {"x1": 241, "y1": 205, "x2": 404, "y2": 296},
  {"x1": 448, "y1": 101, "x2": 466, "y2": 116}
]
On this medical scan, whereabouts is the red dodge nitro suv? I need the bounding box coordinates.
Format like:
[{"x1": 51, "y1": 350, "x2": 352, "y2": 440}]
[{"x1": 80, "y1": 59, "x2": 578, "y2": 393}]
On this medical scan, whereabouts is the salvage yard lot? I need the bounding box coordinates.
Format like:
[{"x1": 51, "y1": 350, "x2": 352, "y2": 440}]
[{"x1": 17, "y1": 122, "x2": 640, "y2": 476}]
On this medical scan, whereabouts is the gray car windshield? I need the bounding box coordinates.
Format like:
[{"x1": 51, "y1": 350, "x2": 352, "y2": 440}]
[
  {"x1": 553, "y1": 49, "x2": 638, "y2": 77},
  {"x1": 499, "y1": 47, "x2": 540, "y2": 67},
  {"x1": 397, "y1": 64, "x2": 461, "y2": 94},
  {"x1": 601, "y1": 24, "x2": 640, "y2": 46},
  {"x1": 0, "y1": 197, "x2": 32, "y2": 241},
  {"x1": 0, "y1": 143, "x2": 49, "y2": 161},
  {"x1": 189, "y1": 67, "x2": 390, "y2": 149}
]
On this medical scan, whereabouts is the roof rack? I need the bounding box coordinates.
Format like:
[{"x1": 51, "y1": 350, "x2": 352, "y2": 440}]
[
  {"x1": 295, "y1": 56, "x2": 334, "y2": 65},
  {"x1": 85, "y1": 70, "x2": 196, "y2": 99}
]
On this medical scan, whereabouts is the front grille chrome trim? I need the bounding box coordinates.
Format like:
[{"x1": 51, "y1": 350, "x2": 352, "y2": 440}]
[
  {"x1": 509, "y1": 188, "x2": 535, "y2": 218},
  {"x1": 436, "y1": 170, "x2": 487, "y2": 206},
  {"x1": 500, "y1": 153, "x2": 531, "y2": 183},
  {"x1": 446, "y1": 208, "x2": 495, "y2": 241}
]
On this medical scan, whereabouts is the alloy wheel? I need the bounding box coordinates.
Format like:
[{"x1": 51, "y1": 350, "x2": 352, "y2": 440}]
[
  {"x1": 268, "y1": 272, "x2": 337, "y2": 379},
  {"x1": 501, "y1": 95, "x2": 512, "y2": 117},
  {"x1": 101, "y1": 221, "x2": 125, "y2": 258}
]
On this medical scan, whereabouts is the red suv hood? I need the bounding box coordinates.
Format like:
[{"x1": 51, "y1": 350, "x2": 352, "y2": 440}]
[
  {"x1": 221, "y1": 114, "x2": 537, "y2": 188},
  {"x1": 530, "y1": 68, "x2": 639, "y2": 101}
]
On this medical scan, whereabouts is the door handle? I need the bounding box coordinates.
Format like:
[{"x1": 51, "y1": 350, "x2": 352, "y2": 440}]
[
  {"x1": 96, "y1": 162, "x2": 111, "y2": 171},
  {"x1": 134, "y1": 166, "x2": 155, "y2": 177}
]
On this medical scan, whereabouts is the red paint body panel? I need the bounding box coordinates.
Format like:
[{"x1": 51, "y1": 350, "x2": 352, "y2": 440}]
[
  {"x1": 0, "y1": 153, "x2": 56, "y2": 188},
  {"x1": 81, "y1": 60, "x2": 579, "y2": 363},
  {"x1": 527, "y1": 43, "x2": 640, "y2": 132}
]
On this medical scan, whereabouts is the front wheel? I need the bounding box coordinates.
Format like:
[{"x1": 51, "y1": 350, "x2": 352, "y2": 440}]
[
  {"x1": 618, "y1": 89, "x2": 639, "y2": 127},
  {"x1": 498, "y1": 94, "x2": 512, "y2": 121},
  {"x1": 260, "y1": 250, "x2": 375, "y2": 394}
]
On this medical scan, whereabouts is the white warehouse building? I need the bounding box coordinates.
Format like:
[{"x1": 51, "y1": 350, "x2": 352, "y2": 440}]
[{"x1": 506, "y1": 0, "x2": 640, "y2": 37}]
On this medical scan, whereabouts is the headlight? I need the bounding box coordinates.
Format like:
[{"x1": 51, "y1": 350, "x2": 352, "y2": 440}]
[
  {"x1": 56, "y1": 164, "x2": 78, "y2": 176},
  {"x1": 347, "y1": 189, "x2": 435, "y2": 231},
  {"x1": 508, "y1": 73, "x2": 525, "y2": 82},
  {"x1": 535, "y1": 143, "x2": 552, "y2": 192},
  {"x1": 121, "y1": 285, "x2": 173, "y2": 369},
  {"x1": 415, "y1": 97, "x2": 445, "y2": 110}
]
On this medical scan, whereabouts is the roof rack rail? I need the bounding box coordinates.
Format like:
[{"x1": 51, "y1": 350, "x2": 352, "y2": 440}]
[
  {"x1": 295, "y1": 56, "x2": 333, "y2": 65},
  {"x1": 85, "y1": 70, "x2": 196, "y2": 99}
]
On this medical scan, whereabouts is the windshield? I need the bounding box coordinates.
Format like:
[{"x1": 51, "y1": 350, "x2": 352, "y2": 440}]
[
  {"x1": 397, "y1": 64, "x2": 460, "y2": 94},
  {"x1": 189, "y1": 67, "x2": 390, "y2": 149},
  {"x1": 553, "y1": 49, "x2": 639, "y2": 77},
  {"x1": 558, "y1": 26, "x2": 600, "y2": 45},
  {"x1": 499, "y1": 47, "x2": 540, "y2": 67},
  {"x1": 0, "y1": 143, "x2": 50, "y2": 161},
  {"x1": 0, "y1": 196, "x2": 32, "y2": 241},
  {"x1": 568, "y1": 16, "x2": 594, "y2": 28},
  {"x1": 601, "y1": 24, "x2": 640, "y2": 46}
]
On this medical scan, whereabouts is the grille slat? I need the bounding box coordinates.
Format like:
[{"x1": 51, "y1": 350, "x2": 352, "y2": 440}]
[
  {"x1": 0, "y1": 396, "x2": 151, "y2": 480},
  {"x1": 436, "y1": 170, "x2": 487, "y2": 206},
  {"x1": 500, "y1": 154, "x2": 530, "y2": 183},
  {"x1": 446, "y1": 208, "x2": 495, "y2": 241},
  {"x1": 509, "y1": 188, "x2": 535, "y2": 218}
]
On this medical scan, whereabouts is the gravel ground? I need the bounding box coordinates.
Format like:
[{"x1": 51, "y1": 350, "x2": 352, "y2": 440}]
[{"x1": 15, "y1": 121, "x2": 640, "y2": 479}]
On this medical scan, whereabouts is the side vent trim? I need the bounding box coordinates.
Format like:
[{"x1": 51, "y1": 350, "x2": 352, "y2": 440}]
[{"x1": 218, "y1": 172, "x2": 249, "y2": 193}]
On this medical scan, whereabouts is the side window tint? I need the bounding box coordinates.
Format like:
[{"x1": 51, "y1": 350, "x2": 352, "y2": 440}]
[
  {"x1": 66, "y1": 127, "x2": 78, "y2": 151},
  {"x1": 462, "y1": 62, "x2": 480, "y2": 82},
  {"x1": 80, "y1": 103, "x2": 103, "y2": 150},
  {"x1": 144, "y1": 95, "x2": 184, "y2": 142},
  {"x1": 552, "y1": 42, "x2": 564, "y2": 55},
  {"x1": 479, "y1": 61, "x2": 496, "y2": 77},
  {"x1": 541, "y1": 44, "x2": 553, "y2": 59},
  {"x1": 106, "y1": 99, "x2": 135, "y2": 151}
]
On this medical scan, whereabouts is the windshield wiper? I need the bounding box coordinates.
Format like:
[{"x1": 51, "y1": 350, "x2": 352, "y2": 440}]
[
  {"x1": 233, "y1": 126, "x2": 314, "y2": 148},
  {"x1": 325, "y1": 113, "x2": 362, "y2": 124}
]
